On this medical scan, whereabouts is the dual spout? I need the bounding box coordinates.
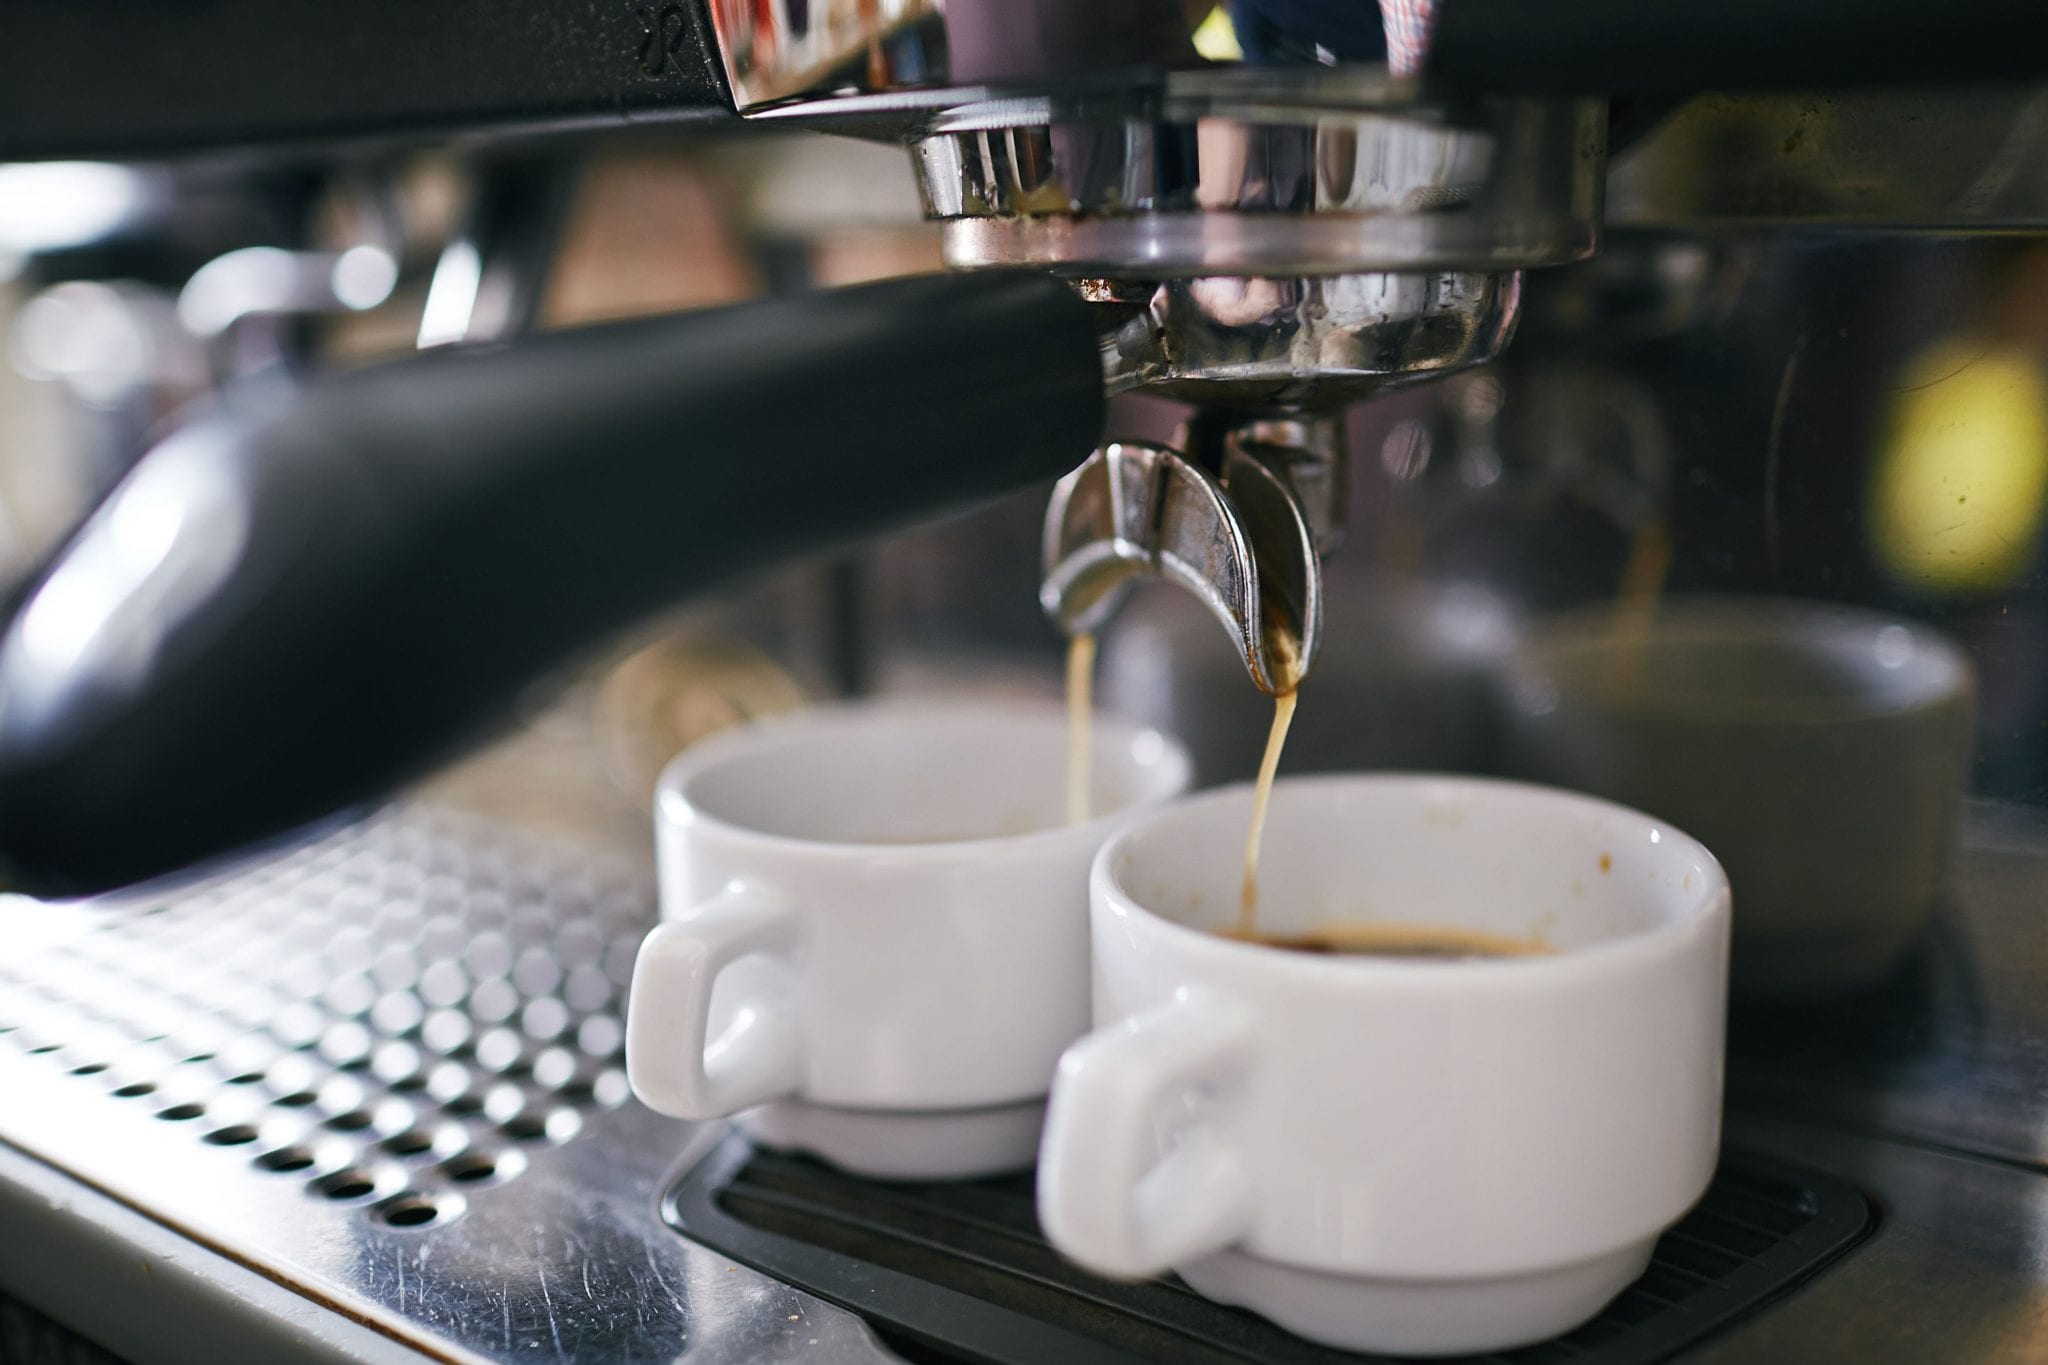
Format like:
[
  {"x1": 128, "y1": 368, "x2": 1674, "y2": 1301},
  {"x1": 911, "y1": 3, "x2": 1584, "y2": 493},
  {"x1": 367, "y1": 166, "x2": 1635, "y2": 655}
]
[
  {"x1": 1040, "y1": 415, "x2": 1343, "y2": 697},
  {"x1": 1032, "y1": 265, "x2": 1524, "y2": 697}
]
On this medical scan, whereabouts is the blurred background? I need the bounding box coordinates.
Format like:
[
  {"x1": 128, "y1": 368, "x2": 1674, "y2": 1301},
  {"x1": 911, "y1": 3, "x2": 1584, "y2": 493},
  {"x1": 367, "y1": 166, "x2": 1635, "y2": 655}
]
[{"x1": 12, "y1": 139, "x2": 2048, "y2": 831}]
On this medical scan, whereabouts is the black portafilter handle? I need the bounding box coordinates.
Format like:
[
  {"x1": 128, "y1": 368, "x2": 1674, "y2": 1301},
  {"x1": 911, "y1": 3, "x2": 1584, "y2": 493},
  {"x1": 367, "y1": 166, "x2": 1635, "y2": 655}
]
[{"x1": 0, "y1": 272, "x2": 1106, "y2": 897}]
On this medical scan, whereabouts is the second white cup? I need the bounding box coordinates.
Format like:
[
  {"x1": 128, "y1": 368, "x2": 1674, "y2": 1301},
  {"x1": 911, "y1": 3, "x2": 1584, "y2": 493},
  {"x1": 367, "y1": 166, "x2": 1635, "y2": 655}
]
[
  {"x1": 1039, "y1": 775, "x2": 1731, "y2": 1355},
  {"x1": 626, "y1": 699, "x2": 1191, "y2": 1178}
]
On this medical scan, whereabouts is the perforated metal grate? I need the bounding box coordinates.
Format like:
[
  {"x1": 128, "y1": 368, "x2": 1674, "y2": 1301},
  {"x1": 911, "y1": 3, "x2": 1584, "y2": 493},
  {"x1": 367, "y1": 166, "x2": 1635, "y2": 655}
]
[
  {"x1": 0, "y1": 806, "x2": 909, "y2": 1364},
  {"x1": 0, "y1": 808, "x2": 642, "y2": 1234}
]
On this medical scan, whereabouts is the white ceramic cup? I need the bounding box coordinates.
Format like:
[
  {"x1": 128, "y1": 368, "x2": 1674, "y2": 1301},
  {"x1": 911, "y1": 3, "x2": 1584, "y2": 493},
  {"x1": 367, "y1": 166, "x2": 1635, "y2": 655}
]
[
  {"x1": 626, "y1": 699, "x2": 1191, "y2": 1179},
  {"x1": 1038, "y1": 774, "x2": 1730, "y2": 1356}
]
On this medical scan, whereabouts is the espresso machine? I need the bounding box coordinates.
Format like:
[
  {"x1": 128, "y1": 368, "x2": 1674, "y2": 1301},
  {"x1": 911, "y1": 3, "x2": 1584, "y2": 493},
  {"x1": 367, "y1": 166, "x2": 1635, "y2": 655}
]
[{"x1": 4, "y1": 2, "x2": 2048, "y2": 1361}]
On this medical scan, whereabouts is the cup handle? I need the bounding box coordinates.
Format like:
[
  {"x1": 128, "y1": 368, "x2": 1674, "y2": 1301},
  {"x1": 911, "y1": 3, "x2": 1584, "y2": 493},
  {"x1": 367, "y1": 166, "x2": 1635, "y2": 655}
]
[
  {"x1": 626, "y1": 882, "x2": 804, "y2": 1120},
  {"x1": 1037, "y1": 992, "x2": 1254, "y2": 1278}
]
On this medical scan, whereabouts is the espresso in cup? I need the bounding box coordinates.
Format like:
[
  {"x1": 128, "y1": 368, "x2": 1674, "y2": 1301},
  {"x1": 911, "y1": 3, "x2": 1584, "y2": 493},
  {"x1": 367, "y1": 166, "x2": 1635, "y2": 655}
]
[{"x1": 1223, "y1": 921, "x2": 1553, "y2": 959}]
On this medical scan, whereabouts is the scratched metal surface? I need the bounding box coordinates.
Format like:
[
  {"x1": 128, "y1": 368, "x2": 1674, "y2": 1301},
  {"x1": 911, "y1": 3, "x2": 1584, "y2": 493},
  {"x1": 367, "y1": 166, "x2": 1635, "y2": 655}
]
[{"x1": 0, "y1": 807, "x2": 896, "y2": 1364}]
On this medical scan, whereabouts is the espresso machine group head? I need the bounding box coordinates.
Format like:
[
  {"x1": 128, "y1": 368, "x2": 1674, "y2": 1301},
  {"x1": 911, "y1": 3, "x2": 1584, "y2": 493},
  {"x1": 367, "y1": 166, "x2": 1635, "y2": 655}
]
[{"x1": 713, "y1": 4, "x2": 1601, "y2": 692}]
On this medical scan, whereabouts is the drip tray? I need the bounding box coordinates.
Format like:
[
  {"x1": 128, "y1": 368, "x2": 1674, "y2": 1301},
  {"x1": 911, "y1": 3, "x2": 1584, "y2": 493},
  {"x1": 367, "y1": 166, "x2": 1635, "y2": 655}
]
[{"x1": 663, "y1": 1136, "x2": 1873, "y2": 1364}]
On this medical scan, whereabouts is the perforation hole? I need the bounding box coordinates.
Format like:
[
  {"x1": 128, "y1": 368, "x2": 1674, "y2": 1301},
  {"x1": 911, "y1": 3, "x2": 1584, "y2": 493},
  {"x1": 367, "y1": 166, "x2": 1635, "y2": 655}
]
[
  {"x1": 255, "y1": 1147, "x2": 315, "y2": 1174},
  {"x1": 381, "y1": 1129, "x2": 435, "y2": 1157},
  {"x1": 438, "y1": 1149, "x2": 522, "y2": 1186},
  {"x1": 312, "y1": 1170, "x2": 376, "y2": 1202},
  {"x1": 501, "y1": 1111, "x2": 549, "y2": 1141},
  {"x1": 379, "y1": 1197, "x2": 440, "y2": 1228}
]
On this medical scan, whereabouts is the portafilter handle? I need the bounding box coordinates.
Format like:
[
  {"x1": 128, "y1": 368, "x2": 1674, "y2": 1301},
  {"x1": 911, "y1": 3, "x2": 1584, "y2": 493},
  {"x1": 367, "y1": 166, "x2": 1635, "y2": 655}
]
[{"x1": 0, "y1": 273, "x2": 1105, "y2": 897}]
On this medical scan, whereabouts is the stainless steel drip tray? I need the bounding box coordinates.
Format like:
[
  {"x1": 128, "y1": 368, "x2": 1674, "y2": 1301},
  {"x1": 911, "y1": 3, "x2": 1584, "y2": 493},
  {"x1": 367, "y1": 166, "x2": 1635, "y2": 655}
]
[{"x1": 3, "y1": 801, "x2": 2048, "y2": 1364}]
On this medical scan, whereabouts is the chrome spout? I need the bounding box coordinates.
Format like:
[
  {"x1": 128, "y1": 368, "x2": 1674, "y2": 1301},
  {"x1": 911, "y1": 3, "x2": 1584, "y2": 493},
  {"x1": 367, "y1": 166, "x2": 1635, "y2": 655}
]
[{"x1": 1040, "y1": 415, "x2": 1338, "y2": 696}]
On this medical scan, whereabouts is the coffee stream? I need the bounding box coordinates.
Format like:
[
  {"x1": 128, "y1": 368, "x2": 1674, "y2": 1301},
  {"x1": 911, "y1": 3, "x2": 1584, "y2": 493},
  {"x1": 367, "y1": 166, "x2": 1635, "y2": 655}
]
[
  {"x1": 1236, "y1": 596, "x2": 1307, "y2": 938},
  {"x1": 1062, "y1": 607, "x2": 1305, "y2": 929},
  {"x1": 1224, "y1": 523, "x2": 1666, "y2": 958},
  {"x1": 1063, "y1": 619, "x2": 1552, "y2": 959},
  {"x1": 1609, "y1": 519, "x2": 1673, "y2": 694},
  {"x1": 1058, "y1": 525, "x2": 1648, "y2": 951},
  {"x1": 1237, "y1": 690, "x2": 1298, "y2": 937},
  {"x1": 1066, "y1": 633, "x2": 1096, "y2": 825}
]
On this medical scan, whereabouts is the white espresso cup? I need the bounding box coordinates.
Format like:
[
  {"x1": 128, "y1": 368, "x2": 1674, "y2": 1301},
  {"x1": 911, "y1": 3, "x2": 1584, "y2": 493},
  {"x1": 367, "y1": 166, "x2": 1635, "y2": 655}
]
[
  {"x1": 626, "y1": 699, "x2": 1191, "y2": 1179},
  {"x1": 1038, "y1": 775, "x2": 1730, "y2": 1356}
]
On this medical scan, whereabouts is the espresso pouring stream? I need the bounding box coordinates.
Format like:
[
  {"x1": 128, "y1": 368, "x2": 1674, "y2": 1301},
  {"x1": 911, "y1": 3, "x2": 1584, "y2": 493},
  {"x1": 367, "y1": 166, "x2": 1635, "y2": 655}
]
[
  {"x1": 1065, "y1": 602, "x2": 1304, "y2": 939},
  {"x1": 1065, "y1": 633, "x2": 1097, "y2": 825}
]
